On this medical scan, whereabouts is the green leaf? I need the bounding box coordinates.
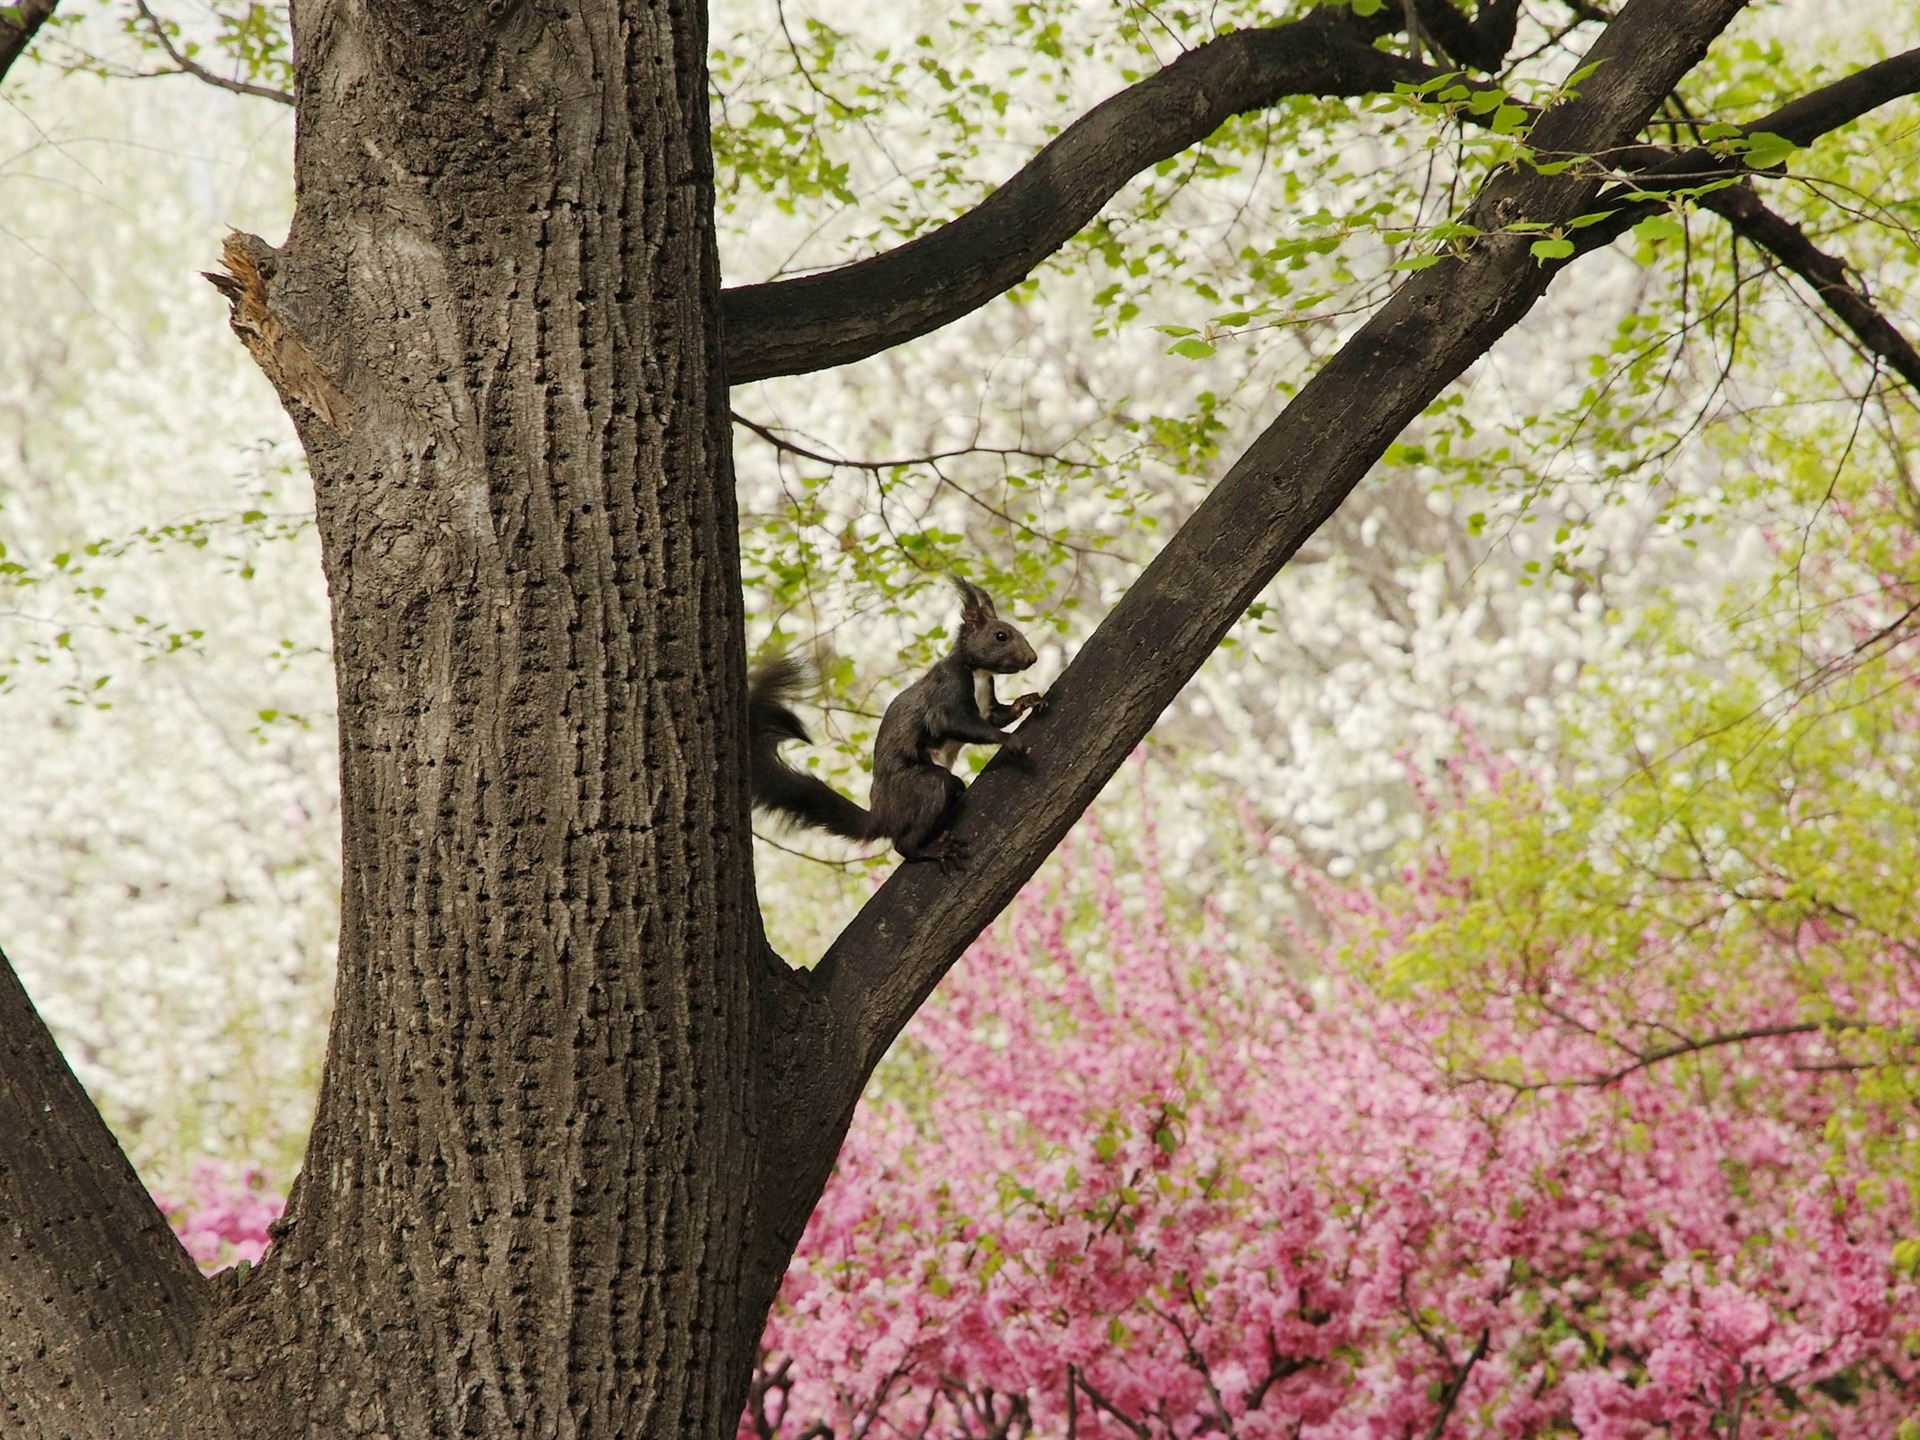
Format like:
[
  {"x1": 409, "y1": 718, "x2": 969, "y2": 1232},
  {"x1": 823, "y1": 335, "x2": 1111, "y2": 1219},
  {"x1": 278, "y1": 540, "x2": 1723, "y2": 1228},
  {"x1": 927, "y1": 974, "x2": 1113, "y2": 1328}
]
[
  {"x1": 1168, "y1": 337, "x2": 1216, "y2": 361},
  {"x1": 1632, "y1": 212, "x2": 1685, "y2": 243},
  {"x1": 1529, "y1": 237, "x2": 1575, "y2": 261},
  {"x1": 1561, "y1": 59, "x2": 1606, "y2": 90},
  {"x1": 1740, "y1": 130, "x2": 1798, "y2": 170},
  {"x1": 1490, "y1": 104, "x2": 1529, "y2": 135}
]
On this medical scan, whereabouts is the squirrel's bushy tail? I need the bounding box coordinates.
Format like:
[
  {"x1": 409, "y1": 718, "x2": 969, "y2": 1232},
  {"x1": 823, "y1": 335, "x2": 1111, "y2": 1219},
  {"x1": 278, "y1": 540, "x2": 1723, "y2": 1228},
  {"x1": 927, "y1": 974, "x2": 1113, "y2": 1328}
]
[{"x1": 748, "y1": 653, "x2": 873, "y2": 841}]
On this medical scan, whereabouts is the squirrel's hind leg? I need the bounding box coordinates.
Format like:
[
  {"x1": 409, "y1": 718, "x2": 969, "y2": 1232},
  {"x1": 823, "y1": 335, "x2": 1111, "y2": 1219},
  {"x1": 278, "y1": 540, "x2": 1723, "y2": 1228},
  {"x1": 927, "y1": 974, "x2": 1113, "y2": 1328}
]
[
  {"x1": 900, "y1": 831, "x2": 968, "y2": 873},
  {"x1": 891, "y1": 768, "x2": 968, "y2": 872}
]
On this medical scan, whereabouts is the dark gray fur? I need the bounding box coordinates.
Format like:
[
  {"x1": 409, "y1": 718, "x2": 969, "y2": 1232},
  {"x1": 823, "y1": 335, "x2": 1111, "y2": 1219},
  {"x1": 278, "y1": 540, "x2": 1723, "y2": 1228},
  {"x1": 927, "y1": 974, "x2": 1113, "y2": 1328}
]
[{"x1": 747, "y1": 576, "x2": 1043, "y2": 870}]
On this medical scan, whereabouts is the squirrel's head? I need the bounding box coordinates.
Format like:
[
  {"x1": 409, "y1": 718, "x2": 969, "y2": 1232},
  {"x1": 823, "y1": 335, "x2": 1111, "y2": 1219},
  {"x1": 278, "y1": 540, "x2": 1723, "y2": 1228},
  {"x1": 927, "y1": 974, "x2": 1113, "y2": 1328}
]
[{"x1": 950, "y1": 575, "x2": 1037, "y2": 674}]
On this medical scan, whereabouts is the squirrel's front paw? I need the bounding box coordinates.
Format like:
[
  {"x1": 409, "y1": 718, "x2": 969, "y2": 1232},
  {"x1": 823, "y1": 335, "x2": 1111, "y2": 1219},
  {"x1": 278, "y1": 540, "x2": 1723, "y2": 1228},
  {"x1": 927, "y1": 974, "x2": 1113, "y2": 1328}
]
[
  {"x1": 1012, "y1": 692, "x2": 1046, "y2": 716},
  {"x1": 1000, "y1": 731, "x2": 1030, "y2": 756}
]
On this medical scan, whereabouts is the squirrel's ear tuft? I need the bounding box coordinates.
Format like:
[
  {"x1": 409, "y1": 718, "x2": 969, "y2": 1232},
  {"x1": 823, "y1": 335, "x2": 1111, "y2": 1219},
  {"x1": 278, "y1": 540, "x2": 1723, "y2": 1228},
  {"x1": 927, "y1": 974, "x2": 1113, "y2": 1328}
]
[{"x1": 949, "y1": 574, "x2": 997, "y2": 625}]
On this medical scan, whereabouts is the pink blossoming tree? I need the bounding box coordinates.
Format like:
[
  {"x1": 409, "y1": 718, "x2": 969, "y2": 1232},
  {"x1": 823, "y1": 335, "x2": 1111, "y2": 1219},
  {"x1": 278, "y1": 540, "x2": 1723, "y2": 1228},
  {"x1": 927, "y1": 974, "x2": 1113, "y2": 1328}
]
[{"x1": 740, "y1": 745, "x2": 1920, "y2": 1439}]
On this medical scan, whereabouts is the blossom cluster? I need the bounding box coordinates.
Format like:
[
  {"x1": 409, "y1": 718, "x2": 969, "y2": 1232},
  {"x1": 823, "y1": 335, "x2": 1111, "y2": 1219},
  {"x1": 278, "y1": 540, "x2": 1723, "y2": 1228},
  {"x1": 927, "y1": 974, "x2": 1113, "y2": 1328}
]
[
  {"x1": 153, "y1": 1162, "x2": 282, "y2": 1273},
  {"x1": 744, "y1": 824, "x2": 1920, "y2": 1439}
]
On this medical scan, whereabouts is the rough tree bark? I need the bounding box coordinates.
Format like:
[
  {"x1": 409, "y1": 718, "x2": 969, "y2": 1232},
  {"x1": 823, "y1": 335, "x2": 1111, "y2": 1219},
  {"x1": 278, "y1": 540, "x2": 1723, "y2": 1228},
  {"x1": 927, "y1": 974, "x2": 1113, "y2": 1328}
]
[
  {"x1": 3, "y1": 0, "x2": 1917, "y2": 1436},
  {"x1": 189, "y1": 0, "x2": 772, "y2": 1433},
  {"x1": 0, "y1": 0, "x2": 57, "y2": 85}
]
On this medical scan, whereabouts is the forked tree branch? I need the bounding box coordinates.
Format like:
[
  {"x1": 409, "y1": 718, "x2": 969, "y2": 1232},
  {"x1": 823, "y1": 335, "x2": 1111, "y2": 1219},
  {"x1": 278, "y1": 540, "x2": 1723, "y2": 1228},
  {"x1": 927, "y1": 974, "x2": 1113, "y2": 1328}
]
[
  {"x1": 719, "y1": 4, "x2": 1446, "y2": 384},
  {"x1": 1417, "y1": 42, "x2": 1920, "y2": 394},
  {"x1": 1702, "y1": 184, "x2": 1920, "y2": 394},
  {"x1": 1330, "y1": 43, "x2": 1920, "y2": 399},
  {"x1": 722, "y1": 0, "x2": 1918, "y2": 397},
  {"x1": 1557, "y1": 47, "x2": 1920, "y2": 391},
  {"x1": 1574, "y1": 47, "x2": 1920, "y2": 236},
  {"x1": 0, "y1": 0, "x2": 56, "y2": 85},
  {"x1": 0, "y1": 948, "x2": 208, "y2": 1436},
  {"x1": 754, "y1": 0, "x2": 1760, "y2": 1222}
]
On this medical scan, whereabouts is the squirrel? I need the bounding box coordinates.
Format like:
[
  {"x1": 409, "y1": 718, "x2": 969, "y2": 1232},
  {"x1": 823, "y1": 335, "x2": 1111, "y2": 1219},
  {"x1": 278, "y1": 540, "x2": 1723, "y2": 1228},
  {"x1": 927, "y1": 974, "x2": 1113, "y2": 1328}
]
[{"x1": 748, "y1": 576, "x2": 1044, "y2": 871}]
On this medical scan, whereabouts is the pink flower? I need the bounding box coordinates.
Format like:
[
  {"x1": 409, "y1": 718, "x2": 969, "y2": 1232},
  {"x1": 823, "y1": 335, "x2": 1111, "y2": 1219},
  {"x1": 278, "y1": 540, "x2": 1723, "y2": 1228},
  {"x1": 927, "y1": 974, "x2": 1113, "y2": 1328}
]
[{"x1": 154, "y1": 1162, "x2": 284, "y2": 1274}]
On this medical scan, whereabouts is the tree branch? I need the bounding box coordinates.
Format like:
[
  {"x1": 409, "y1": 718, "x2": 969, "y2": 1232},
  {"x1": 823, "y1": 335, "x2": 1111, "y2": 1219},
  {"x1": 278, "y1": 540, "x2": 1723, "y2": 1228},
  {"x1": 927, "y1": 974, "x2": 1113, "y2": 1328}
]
[
  {"x1": 1414, "y1": 42, "x2": 1920, "y2": 396},
  {"x1": 1488, "y1": 1017, "x2": 1908, "y2": 1090},
  {"x1": 1413, "y1": 0, "x2": 1523, "y2": 73},
  {"x1": 131, "y1": 0, "x2": 294, "y2": 106},
  {"x1": 1571, "y1": 46, "x2": 1920, "y2": 248},
  {"x1": 1747, "y1": 45, "x2": 1920, "y2": 147},
  {"x1": 753, "y1": 0, "x2": 1757, "y2": 1222},
  {"x1": 721, "y1": 9, "x2": 1918, "y2": 390},
  {"x1": 1424, "y1": 1328, "x2": 1491, "y2": 1440},
  {"x1": 1593, "y1": 1022, "x2": 1845, "y2": 1086},
  {"x1": 0, "y1": 0, "x2": 56, "y2": 86},
  {"x1": 720, "y1": 6, "x2": 1442, "y2": 384},
  {"x1": 0, "y1": 947, "x2": 208, "y2": 1437},
  {"x1": 1544, "y1": 48, "x2": 1920, "y2": 395},
  {"x1": 1701, "y1": 182, "x2": 1920, "y2": 394}
]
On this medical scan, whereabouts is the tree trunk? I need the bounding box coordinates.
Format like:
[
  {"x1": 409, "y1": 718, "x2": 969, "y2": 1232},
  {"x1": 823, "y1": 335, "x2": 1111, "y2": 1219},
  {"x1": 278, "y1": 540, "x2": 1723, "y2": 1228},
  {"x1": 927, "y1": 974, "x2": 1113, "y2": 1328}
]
[{"x1": 182, "y1": 0, "x2": 780, "y2": 1432}]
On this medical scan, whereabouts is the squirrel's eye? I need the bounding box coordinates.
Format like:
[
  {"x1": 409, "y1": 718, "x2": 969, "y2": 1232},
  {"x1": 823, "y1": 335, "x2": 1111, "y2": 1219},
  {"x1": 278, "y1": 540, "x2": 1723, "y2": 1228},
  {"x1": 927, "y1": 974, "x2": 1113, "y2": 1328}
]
[{"x1": 994, "y1": 629, "x2": 1008, "y2": 641}]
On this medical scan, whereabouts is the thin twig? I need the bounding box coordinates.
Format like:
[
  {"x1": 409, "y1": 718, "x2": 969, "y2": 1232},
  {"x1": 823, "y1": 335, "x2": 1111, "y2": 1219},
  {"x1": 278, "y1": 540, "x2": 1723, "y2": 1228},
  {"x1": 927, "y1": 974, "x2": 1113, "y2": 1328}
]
[
  {"x1": 732, "y1": 411, "x2": 1064, "y2": 471},
  {"x1": 1469, "y1": 1017, "x2": 1908, "y2": 1093}
]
